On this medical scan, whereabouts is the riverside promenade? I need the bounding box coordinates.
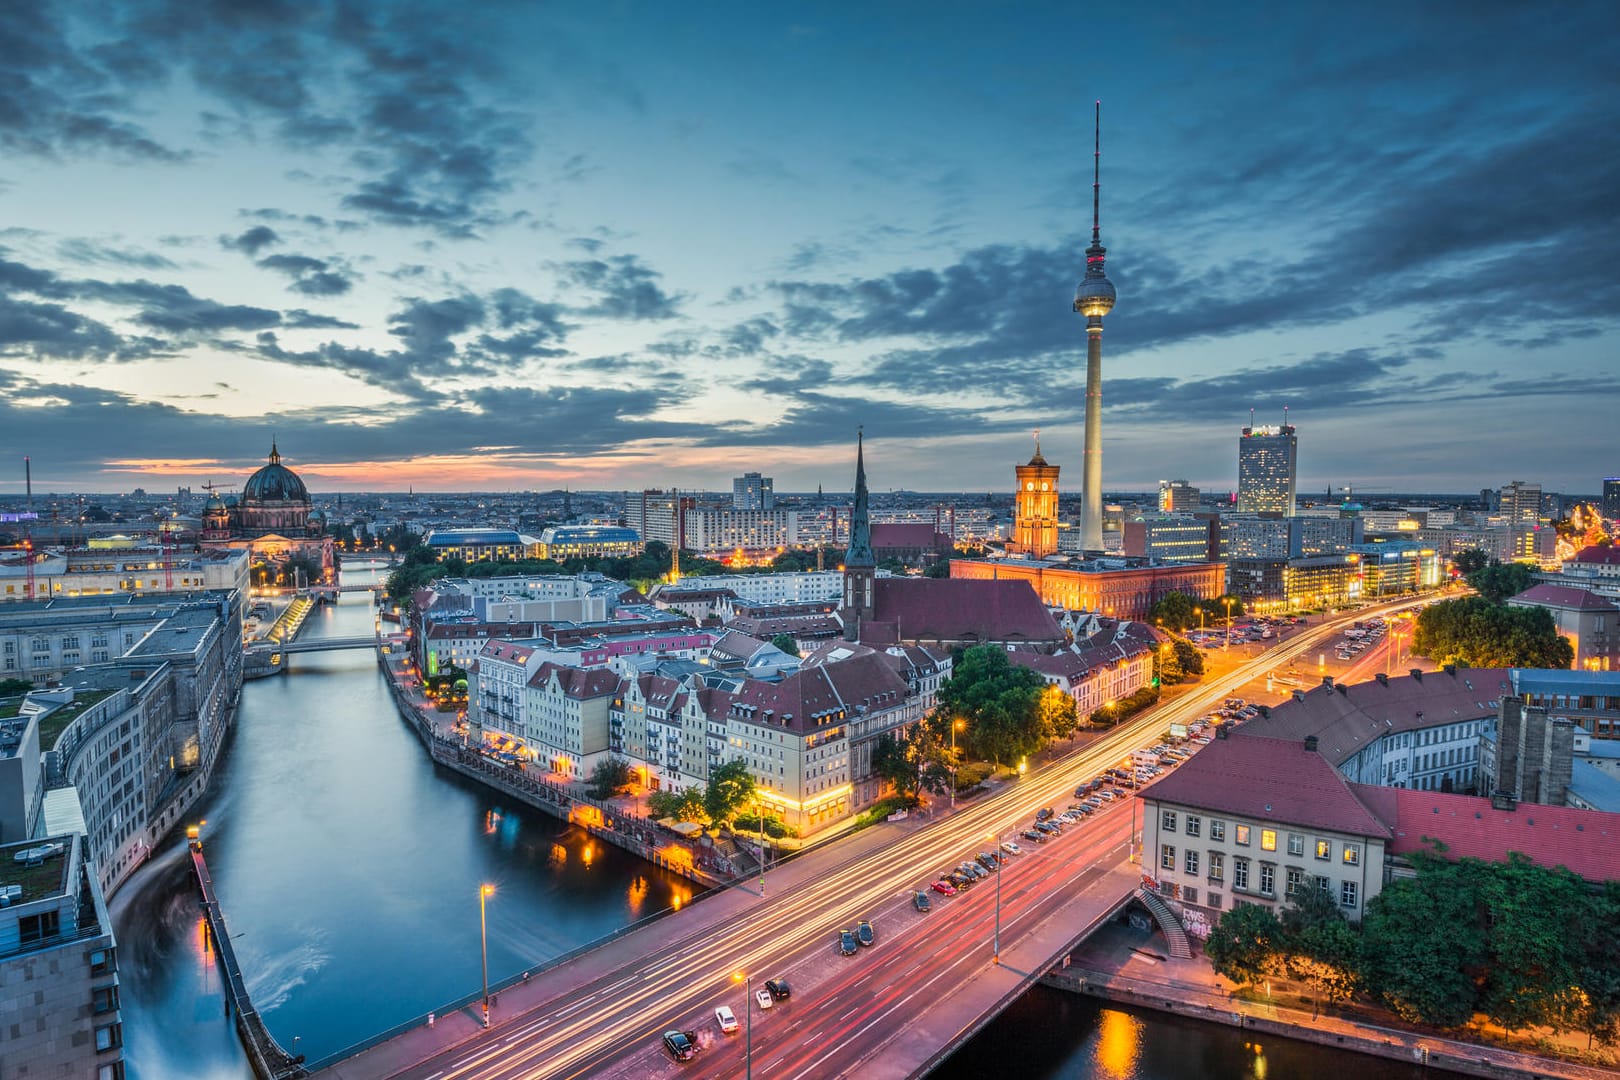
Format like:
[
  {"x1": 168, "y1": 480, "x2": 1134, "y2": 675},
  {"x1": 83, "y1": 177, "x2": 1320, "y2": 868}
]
[{"x1": 1048, "y1": 923, "x2": 1617, "y2": 1080}]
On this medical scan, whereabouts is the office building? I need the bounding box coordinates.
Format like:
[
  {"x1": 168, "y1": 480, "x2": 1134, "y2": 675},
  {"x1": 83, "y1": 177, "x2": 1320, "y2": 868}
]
[
  {"x1": 1604, "y1": 478, "x2": 1620, "y2": 525},
  {"x1": 732, "y1": 472, "x2": 775, "y2": 511},
  {"x1": 1237, "y1": 422, "x2": 1298, "y2": 516},
  {"x1": 1122, "y1": 515, "x2": 1222, "y2": 565},
  {"x1": 1498, "y1": 480, "x2": 1543, "y2": 528},
  {"x1": 1158, "y1": 480, "x2": 1200, "y2": 513}
]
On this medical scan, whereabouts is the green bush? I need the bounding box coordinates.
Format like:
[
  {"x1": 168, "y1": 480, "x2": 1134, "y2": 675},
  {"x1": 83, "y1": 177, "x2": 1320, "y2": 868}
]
[{"x1": 955, "y1": 762, "x2": 993, "y2": 789}]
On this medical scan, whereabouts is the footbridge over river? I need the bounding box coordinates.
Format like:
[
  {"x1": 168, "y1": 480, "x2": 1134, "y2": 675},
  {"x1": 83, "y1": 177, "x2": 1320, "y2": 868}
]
[{"x1": 245, "y1": 635, "x2": 379, "y2": 655}]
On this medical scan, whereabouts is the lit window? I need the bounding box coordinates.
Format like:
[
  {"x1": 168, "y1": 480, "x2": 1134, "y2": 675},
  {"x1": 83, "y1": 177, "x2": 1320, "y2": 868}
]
[
  {"x1": 1315, "y1": 839, "x2": 1331, "y2": 861},
  {"x1": 1261, "y1": 829, "x2": 1276, "y2": 852},
  {"x1": 1235, "y1": 824, "x2": 1251, "y2": 846},
  {"x1": 1342, "y1": 843, "x2": 1360, "y2": 866}
]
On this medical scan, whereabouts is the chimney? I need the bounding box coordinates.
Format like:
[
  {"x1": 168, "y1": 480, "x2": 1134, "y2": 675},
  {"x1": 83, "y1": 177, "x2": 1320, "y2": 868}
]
[
  {"x1": 1443, "y1": 663, "x2": 1457, "y2": 677},
  {"x1": 1292, "y1": 689, "x2": 1306, "y2": 702},
  {"x1": 1216, "y1": 725, "x2": 1229, "y2": 739},
  {"x1": 1375, "y1": 672, "x2": 1388, "y2": 686},
  {"x1": 1490, "y1": 792, "x2": 1518, "y2": 812},
  {"x1": 1257, "y1": 704, "x2": 1270, "y2": 717},
  {"x1": 1304, "y1": 734, "x2": 1319, "y2": 752},
  {"x1": 1336, "y1": 683, "x2": 1348, "y2": 695},
  {"x1": 1322, "y1": 675, "x2": 1334, "y2": 688},
  {"x1": 1410, "y1": 668, "x2": 1422, "y2": 682}
]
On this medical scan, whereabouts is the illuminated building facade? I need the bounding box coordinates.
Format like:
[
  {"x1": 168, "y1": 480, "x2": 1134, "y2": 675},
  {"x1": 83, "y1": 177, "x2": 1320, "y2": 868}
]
[
  {"x1": 1350, "y1": 542, "x2": 1442, "y2": 596},
  {"x1": 732, "y1": 472, "x2": 775, "y2": 511},
  {"x1": 950, "y1": 556, "x2": 1224, "y2": 621},
  {"x1": 1158, "y1": 480, "x2": 1200, "y2": 512},
  {"x1": 1237, "y1": 423, "x2": 1298, "y2": 516},
  {"x1": 1605, "y1": 478, "x2": 1620, "y2": 527},
  {"x1": 1122, "y1": 515, "x2": 1223, "y2": 565},
  {"x1": 535, "y1": 525, "x2": 642, "y2": 561},
  {"x1": 1009, "y1": 437, "x2": 1061, "y2": 558},
  {"x1": 1499, "y1": 480, "x2": 1543, "y2": 527},
  {"x1": 1227, "y1": 554, "x2": 1362, "y2": 610},
  {"x1": 199, "y1": 442, "x2": 335, "y2": 583}
]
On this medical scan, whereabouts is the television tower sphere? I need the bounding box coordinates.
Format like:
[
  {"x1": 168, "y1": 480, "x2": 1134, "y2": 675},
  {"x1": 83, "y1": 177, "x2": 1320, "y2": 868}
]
[{"x1": 1074, "y1": 267, "x2": 1116, "y2": 318}]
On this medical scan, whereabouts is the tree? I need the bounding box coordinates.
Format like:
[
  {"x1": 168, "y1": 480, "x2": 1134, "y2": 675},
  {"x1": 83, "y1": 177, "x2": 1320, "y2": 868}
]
[
  {"x1": 1281, "y1": 888, "x2": 1361, "y2": 1005},
  {"x1": 704, "y1": 759, "x2": 757, "y2": 825},
  {"x1": 1452, "y1": 548, "x2": 1491, "y2": 575},
  {"x1": 0, "y1": 677, "x2": 33, "y2": 696},
  {"x1": 1412, "y1": 596, "x2": 1574, "y2": 669},
  {"x1": 770, "y1": 633, "x2": 799, "y2": 657},
  {"x1": 587, "y1": 757, "x2": 635, "y2": 800},
  {"x1": 1475, "y1": 853, "x2": 1588, "y2": 1034},
  {"x1": 1359, "y1": 853, "x2": 1490, "y2": 1027},
  {"x1": 1172, "y1": 637, "x2": 1204, "y2": 678},
  {"x1": 1147, "y1": 591, "x2": 1197, "y2": 632},
  {"x1": 870, "y1": 733, "x2": 919, "y2": 801},
  {"x1": 648, "y1": 787, "x2": 706, "y2": 822},
  {"x1": 1576, "y1": 883, "x2": 1620, "y2": 1048},
  {"x1": 1205, "y1": 902, "x2": 1285, "y2": 987},
  {"x1": 1465, "y1": 560, "x2": 1535, "y2": 602},
  {"x1": 936, "y1": 645, "x2": 1052, "y2": 765}
]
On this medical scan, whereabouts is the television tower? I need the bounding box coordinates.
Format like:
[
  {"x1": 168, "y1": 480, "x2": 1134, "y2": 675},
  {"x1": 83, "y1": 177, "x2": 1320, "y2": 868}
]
[{"x1": 1075, "y1": 101, "x2": 1117, "y2": 553}]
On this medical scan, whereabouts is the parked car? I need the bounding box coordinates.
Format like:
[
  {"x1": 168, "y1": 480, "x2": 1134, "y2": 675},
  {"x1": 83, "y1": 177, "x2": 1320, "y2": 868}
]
[
  {"x1": 948, "y1": 870, "x2": 976, "y2": 889},
  {"x1": 914, "y1": 890, "x2": 932, "y2": 912},
  {"x1": 715, "y1": 1006, "x2": 739, "y2": 1033},
  {"x1": 756, "y1": 987, "x2": 775, "y2": 1010},
  {"x1": 765, "y1": 978, "x2": 792, "y2": 1000},
  {"x1": 1021, "y1": 829, "x2": 1047, "y2": 844},
  {"x1": 976, "y1": 852, "x2": 1000, "y2": 871},
  {"x1": 856, "y1": 919, "x2": 876, "y2": 946},
  {"x1": 1001, "y1": 841, "x2": 1024, "y2": 857},
  {"x1": 931, "y1": 879, "x2": 958, "y2": 896},
  {"x1": 1034, "y1": 821, "x2": 1059, "y2": 836},
  {"x1": 1036, "y1": 807, "x2": 1055, "y2": 822},
  {"x1": 839, "y1": 929, "x2": 858, "y2": 956},
  {"x1": 663, "y1": 1030, "x2": 699, "y2": 1062}
]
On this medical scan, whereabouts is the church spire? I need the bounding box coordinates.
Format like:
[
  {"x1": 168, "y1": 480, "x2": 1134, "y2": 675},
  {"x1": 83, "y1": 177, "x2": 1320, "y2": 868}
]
[
  {"x1": 845, "y1": 429, "x2": 874, "y2": 568},
  {"x1": 269, "y1": 439, "x2": 281, "y2": 465}
]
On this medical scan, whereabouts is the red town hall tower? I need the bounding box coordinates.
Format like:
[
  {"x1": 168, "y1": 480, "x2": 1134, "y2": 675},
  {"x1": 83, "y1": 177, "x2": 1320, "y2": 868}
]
[{"x1": 1009, "y1": 432, "x2": 1060, "y2": 558}]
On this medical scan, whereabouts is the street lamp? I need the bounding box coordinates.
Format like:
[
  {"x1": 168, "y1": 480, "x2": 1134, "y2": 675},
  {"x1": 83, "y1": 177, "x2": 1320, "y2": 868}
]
[
  {"x1": 950, "y1": 718, "x2": 965, "y2": 810},
  {"x1": 732, "y1": 970, "x2": 753, "y2": 1080},
  {"x1": 479, "y1": 884, "x2": 495, "y2": 1027},
  {"x1": 1194, "y1": 606, "x2": 1204, "y2": 633},
  {"x1": 988, "y1": 831, "x2": 1003, "y2": 964},
  {"x1": 1224, "y1": 597, "x2": 1235, "y2": 650}
]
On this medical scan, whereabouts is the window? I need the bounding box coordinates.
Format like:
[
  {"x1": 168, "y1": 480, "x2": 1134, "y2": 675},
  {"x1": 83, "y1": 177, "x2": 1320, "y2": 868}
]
[
  {"x1": 93, "y1": 984, "x2": 120, "y2": 1014},
  {"x1": 95, "y1": 1023, "x2": 123, "y2": 1052},
  {"x1": 89, "y1": 948, "x2": 116, "y2": 976},
  {"x1": 1235, "y1": 824, "x2": 1251, "y2": 846},
  {"x1": 1342, "y1": 843, "x2": 1360, "y2": 866},
  {"x1": 1317, "y1": 875, "x2": 1333, "y2": 897},
  {"x1": 1287, "y1": 833, "x2": 1304, "y2": 857},
  {"x1": 1315, "y1": 838, "x2": 1331, "y2": 861},
  {"x1": 1259, "y1": 863, "x2": 1275, "y2": 896},
  {"x1": 1184, "y1": 814, "x2": 1201, "y2": 838},
  {"x1": 1185, "y1": 849, "x2": 1199, "y2": 875},
  {"x1": 1341, "y1": 880, "x2": 1359, "y2": 908},
  {"x1": 1208, "y1": 852, "x2": 1224, "y2": 883},
  {"x1": 1208, "y1": 892, "x2": 1223, "y2": 910},
  {"x1": 1182, "y1": 886, "x2": 1198, "y2": 904},
  {"x1": 98, "y1": 1064, "x2": 126, "y2": 1080},
  {"x1": 1210, "y1": 819, "x2": 1225, "y2": 842},
  {"x1": 1161, "y1": 844, "x2": 1176, "y2": 870},
  {"x1": 1286, "y1": 866, "x2": 1305, "y2": 899},
  {"x1": 1162, "y1": 810, "x2": 1177, "y2": 832},
  {"x1": 1233, "y1": 857, "x2": 1250, "y2": 891},
  {"x1": 19, "y1": 910, "x2": 60, "y2": 946},
  {"x1": 1261, "y1": 829, "x2": 1277, "y2": 852}
]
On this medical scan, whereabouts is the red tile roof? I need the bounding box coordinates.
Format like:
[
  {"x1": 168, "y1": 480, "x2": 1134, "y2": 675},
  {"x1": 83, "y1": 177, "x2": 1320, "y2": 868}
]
[
  {"x1": 529, "y1": 662, "x2": 620, "y2": 699},
  {"x1": 1140, "y1": 734, "x2": 1392, "y2": 839},
  {"x1": 1510, "y1": 584, "x2": 1619, "y2": 611},
  {"x1": 1570, "y1": 545, "x2": 1620, "y2": 566},
  {"x1": 1351, "y1": 785, "x2": 1620, "y2": 884},
  {"x1": 727, "y1": 651, "x2": 910, "y2": 736},
  {"x1": 868, "y1": 578, "x2": 1064, "y2": 645},
  {"x1": 871, "y1": 523, "x2": 948, "y2": 550}
]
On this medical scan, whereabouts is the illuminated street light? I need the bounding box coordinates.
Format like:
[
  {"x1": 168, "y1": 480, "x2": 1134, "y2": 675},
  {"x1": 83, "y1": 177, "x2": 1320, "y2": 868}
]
[
  {"x1": 479, "y1": 884, "x2": 495, "y2": 1027},
  {"x1": 732, "y1": 970, "x2": 753, "y2": 1080},
  {"x1": 950, "y1": 718, "x2": 966, "y2": 810},
  {"x1": 988, "y1": 830, "x2": 1003, "y2": 964}
]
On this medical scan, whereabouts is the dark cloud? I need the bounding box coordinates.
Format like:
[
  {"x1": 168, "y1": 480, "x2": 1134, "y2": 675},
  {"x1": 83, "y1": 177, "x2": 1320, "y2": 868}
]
[
  {"x1": 222, "y1": 225, "x2": 281, "y2": 256},
  {"x1": 256, "y1": 253, "x2": 355, "y2": 296},
  {"x1": 563, "y1": 255, "x2": 683, "y2": 320},
  {"x1": 283, "y1": 309, "x2": 359, "y2": 330}
]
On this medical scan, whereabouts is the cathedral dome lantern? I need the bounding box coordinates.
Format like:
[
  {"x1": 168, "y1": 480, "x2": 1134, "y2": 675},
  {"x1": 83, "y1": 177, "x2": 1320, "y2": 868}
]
[{"x1": 242, "y1": 441, "x2": 310, "y2": 504}]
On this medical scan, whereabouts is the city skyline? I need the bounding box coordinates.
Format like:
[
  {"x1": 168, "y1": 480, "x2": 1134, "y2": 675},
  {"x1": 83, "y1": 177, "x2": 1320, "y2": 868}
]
[{"x1": 2, "y1": 3, "x2": 1616, "y2": 495}]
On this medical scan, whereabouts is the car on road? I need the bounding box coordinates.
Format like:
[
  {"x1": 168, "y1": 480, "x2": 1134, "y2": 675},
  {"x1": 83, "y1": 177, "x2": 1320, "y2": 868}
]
[
  {"x1": 914, "y1": 890, "x2": 932, "y2": 912},
  {"x1": 663, "y1": 1029, "x2": 699, "y2": 1062},
  {"x1": 931, "y1": 878, "x2": 958, "y2": 896},
  {"x1": 1001, "y1": 840, "x2": 1024, "y2": 857},
  {"x1": 715, "y1": 1006, "x2": 739, "y2": 1033},
  {"x1": 766, "y1": 978, "x2": 792, "y2": 1000},
  {"x1": 756, "y1": 987, "x2": 775, "y2": 1010},
  {"x1": 857, "y1": 919, "x2": 876, "y2": 946},
  {"x1": 1021, "y1": 828, "x2": 1047, "y2": 844},
  {"x1": 839, "y1": 928, "x2": 859, "y2": 956}
]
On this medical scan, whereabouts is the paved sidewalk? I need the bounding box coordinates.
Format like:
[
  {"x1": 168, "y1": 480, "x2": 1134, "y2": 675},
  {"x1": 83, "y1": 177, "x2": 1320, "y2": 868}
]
[{"x1": 1055, "y1": 923, "x2": 1617, "y2": 1080}]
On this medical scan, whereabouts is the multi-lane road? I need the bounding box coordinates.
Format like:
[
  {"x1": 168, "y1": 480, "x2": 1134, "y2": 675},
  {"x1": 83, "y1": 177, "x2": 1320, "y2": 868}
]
[{"x1": 324, "y1": 597, "x2": 1427, "y2": 1080}]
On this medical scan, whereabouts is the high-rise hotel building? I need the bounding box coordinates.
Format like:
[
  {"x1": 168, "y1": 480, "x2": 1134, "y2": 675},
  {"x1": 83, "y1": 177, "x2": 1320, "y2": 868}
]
[{"x1": 1237, "y1": 423, "x2": 1298, "y2": 517}]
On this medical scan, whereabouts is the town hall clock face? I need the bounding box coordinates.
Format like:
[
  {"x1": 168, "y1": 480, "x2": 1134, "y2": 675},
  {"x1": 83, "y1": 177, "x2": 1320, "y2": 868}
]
[
  {"x1": 1026, "y1": 482, "x2": 1034, "y2": 490},
  {"x1": 1041, "y1": 483, "x2": 1049, "y2": 490}
]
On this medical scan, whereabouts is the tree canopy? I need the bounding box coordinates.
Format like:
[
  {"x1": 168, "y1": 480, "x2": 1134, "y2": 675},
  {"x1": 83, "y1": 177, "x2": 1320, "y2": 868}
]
[
  {"x1": 936, "y1": 645, "x2": 1076, "y2": 764},
  {"x1": 1411, "y1": 596, "x2": 1573, "y2": 669},
  {"x1": 1465, "y1": 560, "x2": 1536, "y2": 602},
  {"x1": 703, "y1": 759, "x2": 757, "y2": 824}
]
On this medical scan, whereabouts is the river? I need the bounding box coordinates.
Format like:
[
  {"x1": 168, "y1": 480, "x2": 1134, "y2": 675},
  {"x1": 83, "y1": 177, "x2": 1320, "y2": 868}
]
[{"x1": 112, "y1": 571, "x2": 1443, "y2": 1079}]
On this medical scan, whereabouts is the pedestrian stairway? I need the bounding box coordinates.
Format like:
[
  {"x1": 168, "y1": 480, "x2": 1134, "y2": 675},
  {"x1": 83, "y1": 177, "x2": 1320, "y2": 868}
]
[{"x1": 1135, "y1": 887, "x2": 1193, "y2": 958}]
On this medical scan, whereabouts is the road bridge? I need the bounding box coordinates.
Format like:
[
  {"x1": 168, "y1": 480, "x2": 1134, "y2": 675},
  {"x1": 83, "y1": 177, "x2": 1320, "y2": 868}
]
[
  {"x1": 307, "y1": 598, "x2": 1427, "y2": 1079},
  {"x1": 245, "y1": 635, "x2": 378, "y2": 655}
]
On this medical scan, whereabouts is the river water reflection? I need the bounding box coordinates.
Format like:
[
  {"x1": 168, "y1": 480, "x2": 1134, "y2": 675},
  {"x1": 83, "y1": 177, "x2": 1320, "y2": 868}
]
[
  {"x1": 114, "y1": 571, "x2": 697, "y2": 1077},
  {"x1": 114, "y1": 569, "x2": 1455, "y2": 1079}
]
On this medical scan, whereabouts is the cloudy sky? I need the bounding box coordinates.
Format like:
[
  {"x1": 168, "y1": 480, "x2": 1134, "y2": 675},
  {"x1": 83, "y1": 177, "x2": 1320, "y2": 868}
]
[{"x1": 2, "y1": 2, "x2": 1616, "y2": 498}]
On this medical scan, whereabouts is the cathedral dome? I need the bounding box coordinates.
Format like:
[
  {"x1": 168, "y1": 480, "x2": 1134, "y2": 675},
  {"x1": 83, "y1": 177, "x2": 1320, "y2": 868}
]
[{"x1": 242, "y1": 443, "x2": 309, "y2": 504}]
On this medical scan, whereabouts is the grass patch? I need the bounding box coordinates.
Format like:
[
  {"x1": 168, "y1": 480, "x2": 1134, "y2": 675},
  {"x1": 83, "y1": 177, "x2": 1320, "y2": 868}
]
[{"x1": 848, "y1": 795, "x2": 917, "y2": 834}]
